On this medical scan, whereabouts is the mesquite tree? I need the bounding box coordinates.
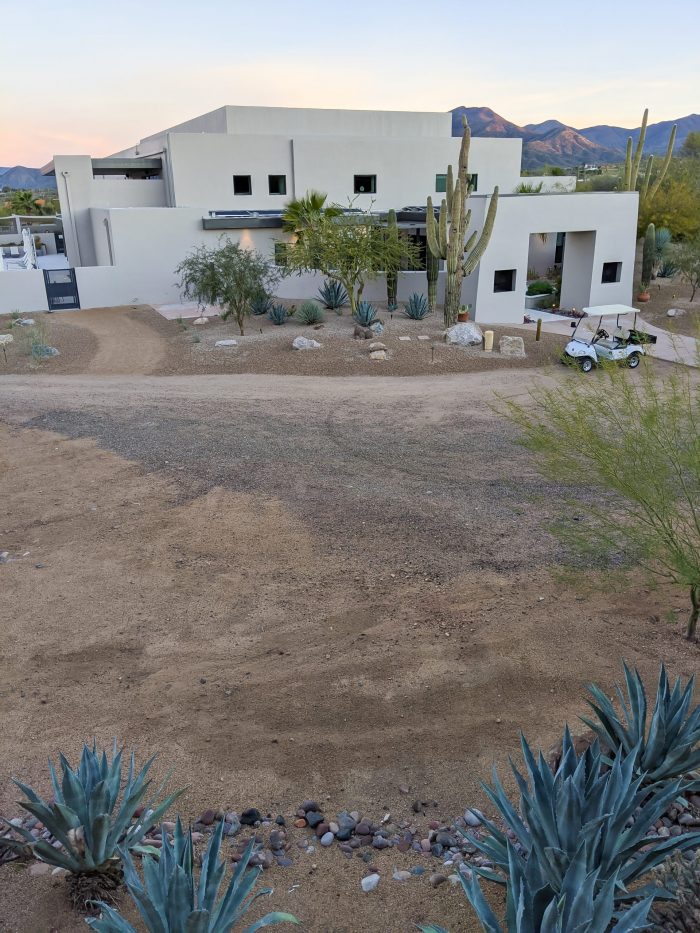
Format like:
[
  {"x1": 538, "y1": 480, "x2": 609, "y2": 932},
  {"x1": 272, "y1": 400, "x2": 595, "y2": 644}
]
[
  {"x1": 426, "y1": 116, "x2": 499, "y2": 327},
  {"x1": 503, "y1": 361, "x2": 700, "y2": 640}
]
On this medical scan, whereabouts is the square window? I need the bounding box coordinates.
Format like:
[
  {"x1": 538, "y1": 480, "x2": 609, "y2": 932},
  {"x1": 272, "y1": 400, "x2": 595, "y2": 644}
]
[
  {"x1": 268, "y1": 174, "x2": 287, "y2": 196},
  {"x1": 233, "y1": 174, "x2": 252, "y2": 195},
  {"x1": 468, "y1": 173, "x2": 478, "y2": 192},
  {"x1": 601, "y1": 261, "x2": 622, "y2": 284},
  {"x1": 354, "y1": 174, "x2": 376, "y2": 194},
  {"x1": 494, "y1": 269, "x2": 516, "y2": 293},
  {"x1": 274, "y1": 242, "x2": 288, "y2": 266},
  {"x1": 435, "y1": 173, "x2": 447, "y2": 193}
]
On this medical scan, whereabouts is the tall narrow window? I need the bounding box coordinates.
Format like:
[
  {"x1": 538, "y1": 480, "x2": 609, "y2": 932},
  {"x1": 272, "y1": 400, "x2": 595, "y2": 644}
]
[
  {"x1": 354, "y1": 174, "x2": 376, "y2": 194},
  {"x1": 468, "y1": 173, "x2": 478, "y2": 192},
  {"x1": 233, "y1": 175, "x2": 252, "y2": 195},
  {"x1": 435, "y1": 174, "x2": 447, "y2": 193},
  {"x1": 268, "y1": 174, "x2": 287, "y2": 195}
]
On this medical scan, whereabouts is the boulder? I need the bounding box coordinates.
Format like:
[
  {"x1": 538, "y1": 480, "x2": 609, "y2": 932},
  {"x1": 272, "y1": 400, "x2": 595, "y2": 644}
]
[
  {"x1": 445, "y1": 322, "x2": 483, "y2": 347},
  {"x1": 292, "y1": 336, "x2": 322, "y2": 350},
  {"x1": 192, "y1": 316, "x2": 209, "y2": 325},
  {"x1": 667, "y1": 308, "x2": 685, "y2": 317},
  {"x1": 370, "y1": 322, "x2": 384, "y2": 336},
  {"x1": 354, "y1": 325, "x2": 374, "y2": 339},
  {"x1": 498, "y1": 335, "x2": 526, "y2": 358},
  {"x1": 368, "y1": 342, "x2": 387, "y2": 352},
  {"x1": 369, "y1": 350, "x2": 388, "y2": 361},
  {"x1": 215, "y1": 339, "x2": 238, "y2": 348}
]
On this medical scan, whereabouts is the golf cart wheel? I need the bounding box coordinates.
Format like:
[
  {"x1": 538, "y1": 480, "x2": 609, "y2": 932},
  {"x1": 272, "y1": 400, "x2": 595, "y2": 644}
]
[
  {"x1": 627, "y1": 352, "x2": 641, "y2": 369},
  {"x1": 579, "y1": 357, "x2": 594, "y2": 373}
]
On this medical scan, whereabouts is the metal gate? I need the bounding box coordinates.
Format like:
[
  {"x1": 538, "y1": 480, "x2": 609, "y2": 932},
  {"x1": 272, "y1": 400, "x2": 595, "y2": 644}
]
[{"x1": 43, "y1": 268, "x2": 80, "y2": 311}]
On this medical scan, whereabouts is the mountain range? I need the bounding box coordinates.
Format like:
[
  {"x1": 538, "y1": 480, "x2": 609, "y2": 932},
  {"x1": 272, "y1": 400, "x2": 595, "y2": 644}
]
[
  {"x1": 0, "y1": 166, "x2": 57, "y2": 190},
  {"x1": 451, "y1": 107, "x2": 700, "y2": 170}
]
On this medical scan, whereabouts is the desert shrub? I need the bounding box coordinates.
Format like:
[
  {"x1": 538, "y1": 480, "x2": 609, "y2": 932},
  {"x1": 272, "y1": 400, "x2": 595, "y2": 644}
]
[
  {"x1": 250, "y1": 292, "x2": 274, "y2": 316},
  {"x1": 514, "y1": 181, "x2": 543, "y2": 193},
  {"x1": 403, "y1": 293, "x2": 430, "y2": 320},
  {"x1": 87, "y1": 819, "x2": 298, "y2": 932},
  {"x1": 5, "y1": 741, "x2": 182, "y2": 911},
  {"x1": 525, "y1": 279, "x2": 555, "y2": 296},
  {"x1": 268, "y1": 303, "x2": 288, "y2": 325},
  {"x1": 354, "y1": 301, "x2": 378, "y2": 327},
  {"x1": 317, "y1": 279, "x2": 348, "y2": 310},
  {"x1": 297, "y1": 300, "x2": 324, "y2": 325}
]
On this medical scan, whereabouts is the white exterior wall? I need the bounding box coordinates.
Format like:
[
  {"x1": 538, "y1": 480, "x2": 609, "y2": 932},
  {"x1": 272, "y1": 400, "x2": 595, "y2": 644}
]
[
  {"x1": 0, "y1": 269, "x2": 49, "y2": 313},
  {"x1": 520, "y1": 176, "x2": 577, "y2": 193}
]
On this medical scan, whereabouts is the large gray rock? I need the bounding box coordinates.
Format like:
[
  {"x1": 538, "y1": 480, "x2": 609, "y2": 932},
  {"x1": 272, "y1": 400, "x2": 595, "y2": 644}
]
[
  {"x1": 292, "y1": 335, "x2": 321, "y2": 350},
  {"x1": 445, "y1": 322, "x2": 483, "y2": 346},
  {"x1": 499, "y1": 335, "x2": 526, "y2": 358}
]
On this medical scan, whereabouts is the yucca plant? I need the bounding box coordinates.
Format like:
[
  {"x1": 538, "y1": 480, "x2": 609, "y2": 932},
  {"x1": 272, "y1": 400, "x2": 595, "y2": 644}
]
[
  {"x1": 464, "y1": 729, "x2": 700, "y2": 905},
  {"x1": 250, "y1": 292, "x2": 274, "y2": 316},
  {"x1": 403, "y1": 293, "x2": 430, "y2": 320},
  {"x1": 6, "y1": 742, "x2": 182, "y2": 911},
  {"x1": 582, "y1": 663, "x2": 700, "y2": 790},
  {"x1": 296, "y1": 300, "x2": 324, "y2": 325},
  {"x1": 87, "y1": 818, "x2": 299, "y2": 933},
  {"x1": 317, "y1": 279, "x2": 348, "y2": 310},
  {"x1": 354, "y1": 301, "x2": 378, "y2": 327},
  {"x1": 431, "y1": 841, "x2": 654, "y2": 933},
  {"x1": 268, "y1": 304, "x2": 288, "y2": 325}
]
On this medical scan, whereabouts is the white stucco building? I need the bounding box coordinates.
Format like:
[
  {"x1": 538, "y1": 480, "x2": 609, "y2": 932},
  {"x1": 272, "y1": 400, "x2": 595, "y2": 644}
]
[{"x1": 0, "y1": 105, "x2": 638, "y2": 320}]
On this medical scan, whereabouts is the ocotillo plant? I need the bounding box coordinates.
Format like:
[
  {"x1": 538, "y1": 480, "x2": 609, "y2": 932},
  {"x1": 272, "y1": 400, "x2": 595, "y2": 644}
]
[
  {"x1": 641, "y1": 222, "x2": 656, "y2": 289},
  {"x1": 426, "y1": 247, "x2": 439, "y2": 312},
  {"x1": 386, "y1": 208, "x2": 399, "y2": 309},
  {"x1": 426, "y1": 116, "x2": 499, "y2": 327},
  {"x1": 622, "y1": 109, "x2": 677, "y2": 219}
]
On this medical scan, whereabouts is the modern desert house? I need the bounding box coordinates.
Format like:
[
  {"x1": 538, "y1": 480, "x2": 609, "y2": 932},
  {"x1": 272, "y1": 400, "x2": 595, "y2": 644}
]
[{"x1": 0, "y1": 105, "x2": 638, "y2": 319}]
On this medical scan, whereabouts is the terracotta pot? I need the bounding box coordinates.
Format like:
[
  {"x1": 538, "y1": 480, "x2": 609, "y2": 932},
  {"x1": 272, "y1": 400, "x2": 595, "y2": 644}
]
[
  {"x1": 636, "y1": 291, "x2": 650, "y2": 303},
  {"x1": 457, "y1": 311, "x2": 470, "y2": 322}
]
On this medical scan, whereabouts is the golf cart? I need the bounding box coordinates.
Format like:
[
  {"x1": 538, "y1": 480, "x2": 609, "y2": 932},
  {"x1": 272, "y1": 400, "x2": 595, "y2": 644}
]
[{"x1": 563, "y1": 304, "x2": 656, "y2": 373}]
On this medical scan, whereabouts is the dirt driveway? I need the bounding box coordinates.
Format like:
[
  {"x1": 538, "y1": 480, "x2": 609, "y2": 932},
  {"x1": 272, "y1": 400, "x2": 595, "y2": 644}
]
[{"x1": 0, "y1": 309, "x2": 696, "y2": 932}]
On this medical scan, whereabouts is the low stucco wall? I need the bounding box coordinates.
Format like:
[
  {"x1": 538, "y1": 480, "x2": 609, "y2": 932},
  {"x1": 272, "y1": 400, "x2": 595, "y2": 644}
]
[{"x1": 0, "y1": 270, "x2": 49, "y2": 314}]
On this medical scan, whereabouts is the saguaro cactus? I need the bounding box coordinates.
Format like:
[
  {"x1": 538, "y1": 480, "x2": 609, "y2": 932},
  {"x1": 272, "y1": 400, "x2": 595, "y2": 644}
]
[
  {"x1": 622, "y1": 108, "x2": 677, "y2": 217},
  {"x1": 426, "y1": 247, "x2": 439, "y2": 312},
  {"x1": 426, "y1": 117, "x2": 499, "y2": 327},
  {"x1": 386, "y1": 209, "x2": 399, "y2": 309},
  {"x1": 641, "y1": 222, "x2": 656, "y2": 289}
]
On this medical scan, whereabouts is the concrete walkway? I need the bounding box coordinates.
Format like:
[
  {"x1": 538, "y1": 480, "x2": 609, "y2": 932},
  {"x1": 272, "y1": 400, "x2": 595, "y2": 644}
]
[{"x1": 514, "y1": 314, "x2": 698, "y2": 368}]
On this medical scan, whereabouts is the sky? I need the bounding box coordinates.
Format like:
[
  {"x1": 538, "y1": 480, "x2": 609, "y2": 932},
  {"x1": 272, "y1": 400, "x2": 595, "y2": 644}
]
[{"x1": 2, "y1": 0, "x2": 698, "y2": 166}]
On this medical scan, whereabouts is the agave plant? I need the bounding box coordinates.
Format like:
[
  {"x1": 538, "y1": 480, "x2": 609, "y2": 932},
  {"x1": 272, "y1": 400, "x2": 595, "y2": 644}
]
[
  {"x1": 582, "y1": 663, "x2": 700, "y2": 789},
  {"x1": 354, "y1": 301, "x2": 378, "y2": 327},
  {"x1": 268, "y1": 303, "x2": 288, "y2": 325},
  {"x1": 451, "y1": 841, "x2": 654, "y2": 933},
  {"x1": 318, "y1": 279, "x2": 348, "y2": 310},
  {"x1": 464, "y1": 729, "x2": 700, "y2": 905},
  {"x1": 87, "y1": 818, "x2": 299, "y2": 933},
  {"x1": 403, "y1": 293, "x2": 430, "y2": 320},
  {"x1": 6, "y1": 742, "x2": 182, "y2": 910},
  {"x1": 656, "y1": 259, "x2": 679, "y2": 278},
  {"x1": 250, "y1": 292, "x2": 274, "y2": 316},
  {"x1": 296, "y1": 300, "x2": 324, "y2": 325}
]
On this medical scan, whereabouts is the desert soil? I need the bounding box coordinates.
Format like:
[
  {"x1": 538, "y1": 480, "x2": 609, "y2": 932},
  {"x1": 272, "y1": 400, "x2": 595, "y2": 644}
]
[
  {"x1": 633, "y1": 242, "x2": 700, "y2": 338},
  {"x1": 0, "y1": 305, "x2": 697, "y2": 932}
]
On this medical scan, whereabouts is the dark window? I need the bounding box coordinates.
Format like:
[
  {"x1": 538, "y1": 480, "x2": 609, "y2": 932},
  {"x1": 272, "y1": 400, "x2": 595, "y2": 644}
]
[
  {"x1": 468, "y1": 173, "x2": 478, "y2": 192},
  {"x1": 494, "y1": 269, "x2": 516, "y2": 293},
  {"x1": 601, "y1": 261, "x2": 622, "y2": 284},
  {"x1": 354, "y1": 174, "x2": 376, "y2": 194},
  {"x1": 233, "y1": 174, "x2": 252, "y2": 195},
  {"x1": 268, "y1": 174, "x2": 287, "y2": 195},
  {"x1": 435, "y1": 173, "x2": 447, "y2": 193},
  {"x1": 555, "y1": 232, "x2": 566, "y2": 265},
  {"x1": 274, "y1": 242, "x2": 288, "y2": 266}
]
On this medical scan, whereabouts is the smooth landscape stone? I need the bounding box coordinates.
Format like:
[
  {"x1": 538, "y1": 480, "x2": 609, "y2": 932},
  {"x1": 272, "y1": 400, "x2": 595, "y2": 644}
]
[
  {"x1": 369, "y1": 349, "x2": 387, "y2": 361},
  {"x1": 292, "y1": 335, "x2": 321, "y2": 350},
  {"x1": 417, "y1": 335, "x2": 430, "y2": 340},
  {"x1": 398, "y1": 335, "x2": 411, "y2": 341},
  {"x1": 464, "y1": 809, "x2": 482, "y2": 827},
  {"x1": 361, "y1": 873, "x2": 380, "y2": 892},
  {"x1": 445, "y1": 322, "x2": 483, "y2": 346},
  {"x1": 306, "y1": 811, "x2": 324, "y2": 829},
  {"x1": 393, "y1": 870, "x2": 412, "y2": 882},
  {"x1": 320, "y1": 832, "x2": 334, "y2": 846},
  {"x1": 215, "y1": 339, "x2": 238, "y2": 348}
]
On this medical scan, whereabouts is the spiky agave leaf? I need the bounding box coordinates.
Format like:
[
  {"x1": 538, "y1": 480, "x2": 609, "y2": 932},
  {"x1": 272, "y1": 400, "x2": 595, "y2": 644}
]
[
  {"x1": 354, "y1": 301, "x2": 378, "y2": 327},
  {"x1": 582, "y1": 663, "x2": 700, "y2": 789},
  {"x1": 317, "y1": 279, "x2": 348, "y2": 310},
  {"x1": 13, "y1": 741, "x2": 183, "y2": 876},
  {"x1": 403, "y1": 293, "x2": 430, "y2": 320},
  {"x1": 87, "y1": 819, "x2": 299, "y2": 933}
]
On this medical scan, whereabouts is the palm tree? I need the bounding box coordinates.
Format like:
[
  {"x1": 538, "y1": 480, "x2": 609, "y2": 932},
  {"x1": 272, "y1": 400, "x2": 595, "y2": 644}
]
[
  {"x1": 282, "y1": 190, "x2": 341, "y2": 240},
  {"x1": 7, "y1": 190, "x2": 54, "y2": 216}
]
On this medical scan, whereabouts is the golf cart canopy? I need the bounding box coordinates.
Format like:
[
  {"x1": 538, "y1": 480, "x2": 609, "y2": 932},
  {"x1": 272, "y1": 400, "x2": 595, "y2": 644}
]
[{"x1": 582, "y1": 304, "x2": 638, "y2": 318}]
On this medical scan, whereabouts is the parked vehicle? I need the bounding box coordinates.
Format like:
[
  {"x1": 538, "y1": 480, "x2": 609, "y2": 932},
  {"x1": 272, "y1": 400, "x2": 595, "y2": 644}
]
[{"x1": 563, "y1": 305, "x2": 656, "y2": 373}]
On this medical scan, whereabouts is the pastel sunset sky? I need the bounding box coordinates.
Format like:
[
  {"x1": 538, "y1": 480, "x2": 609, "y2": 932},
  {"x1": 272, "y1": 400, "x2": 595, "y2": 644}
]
[{"x1": 2, "y1": 0, "x2": 698, "y2": 166}]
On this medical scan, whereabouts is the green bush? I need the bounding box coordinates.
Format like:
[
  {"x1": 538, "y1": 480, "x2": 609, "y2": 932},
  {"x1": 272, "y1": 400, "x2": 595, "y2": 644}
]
[
  {"x1": 526, "y1": 280, "x2": 555, "y2": 296},
  {"x1": 297, "y1": 300, "x2": 324, "y2": 325}
]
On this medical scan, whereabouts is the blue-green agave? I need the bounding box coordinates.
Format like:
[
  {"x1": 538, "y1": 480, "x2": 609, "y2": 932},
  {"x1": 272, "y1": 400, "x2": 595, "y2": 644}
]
[
  {"x1": 268, "y1": 304, "x2": 289, "y2": 325},
  {"x1": 5, "y1": 742, "x2": 182, "y2": 907},
  {"x1": 421, "y1": 841, "x2": 654, "y2": 933},
  {"x1": 86, "y1": 818, "x2": 299, "y2": 933},
  {"x1": 250, "y1": 293, "x2": 274, "y2": 316},
  {"x1": 317, "y1": 279, "x2": 348, "y2": 310},
  {"x1": 464, "y1": 729, "x2": 700, "y2": 903},
  {"x1": 582, "y1": 663, "x2": 700, "y2": 789},
  {"x1": 354, "y1": 301, "x2": 378, "y2": 327},
  {"x1": 403, "y1": 293, "x2": 430, "y2": 320}
]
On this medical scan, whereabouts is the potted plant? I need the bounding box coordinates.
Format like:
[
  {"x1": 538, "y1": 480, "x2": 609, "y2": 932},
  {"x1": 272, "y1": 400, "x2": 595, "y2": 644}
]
[
  {"x1": 636, "y1": 284, "x2": 651, "y2": 302},
  {"x1": 457, "y1": 304, "x2": 471, "y2": 322}
]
